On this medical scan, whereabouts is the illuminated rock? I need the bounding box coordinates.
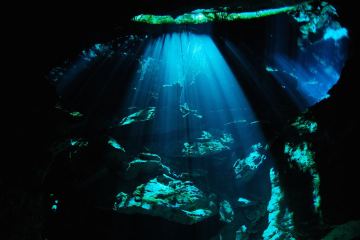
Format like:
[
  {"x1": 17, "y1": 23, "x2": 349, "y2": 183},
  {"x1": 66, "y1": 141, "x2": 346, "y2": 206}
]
[
  {"x1": 108, "y1": 137, "x2": 125, "y2": 152},
  {"x1": 114, "y1": 174, "x2": 216, "y2": 224},
  {"x1": 262, "y1": 168, "x2": 296, "y2": 240},
  {"x1": 290, "y1": 1, "x2": 348, "y2": 49},
  {"x1": 179, "y1": 103, "x2": 202, "y2": 119},
  {"x1": 182, "y1": 131, "x2": 233, "y2": 157},
  {"x1": 284, "y1": 142, "x2": 315, "y2": 172},
  {"x1": 118, "y1": 107, "x2": 156, "y2": 126},
  {"x1": 233, "y1": 143, "x2": 267, "y2": 182},
  {"x1": 132, "y1": 3, "x2": 304, "y2": 24},
  {"x1": 182, "y1": 140, "x2": 229, "y2": 157},
  {"x1": 219, "y1": 200, "x2": 234, "y2": 223},
  {"x1": 124, "y1": 153, "x2": 171, "y2": 180},
  {"x1": 132, "y1": 14, "x2": 175, "y2": 24},
  {"x1": 235, "y1": 225, "x2": 249, "y2": 240},
  {"x1": 284, "y1": 141, "x2": 321, "y2": 213},
  {"x1": 291, "y1": 115, "x2": 318, "y2": 135},
  {"x1": 237, "y1": 197, "x2": 255, "y2": 207}
]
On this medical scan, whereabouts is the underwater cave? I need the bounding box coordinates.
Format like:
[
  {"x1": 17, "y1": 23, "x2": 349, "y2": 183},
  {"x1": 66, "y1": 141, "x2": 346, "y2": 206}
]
[{"x1": 5, "y1": 0, "x2": 360, "y2": 239}]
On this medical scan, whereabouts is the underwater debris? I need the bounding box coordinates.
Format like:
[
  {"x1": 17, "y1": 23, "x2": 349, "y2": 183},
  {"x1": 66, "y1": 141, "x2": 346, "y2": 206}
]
[
  {"x1": 137, "y1": 57, "x2": 156, "y2": 82},
  {"x1": 197, "y1": 131, "x2": 212, "y2": 141},
  {"x1": 108, "y1": 137, "x2": 126, "y2": 152},
  {"x1": 220, "y1": 133, "x2": 234, "y2": 145},
  {"x1": 237, "y1": 197, "x2": 256, "y2": 207},
  {"x1": 124, "y1": 153, "x2": 171, "y2": 180},
  {"x1": 69, "y1": 138, "x2": 88, "y2": 148},
  {"x1": 235, "y1": 225, "x2": 249, "y2": 240},
  {"x1": 182, "y1": 131, "x2": 233, "y2": 157},
  {"x1": 233, "y1": 143, "x2": 267, "y2": 182},
  {"x1": 182, "y1": 139, "x2": 229, "y2": 157},
  {"x1": 81, "y1": 43, "x2": 114, "y2": 61},
  {"x1": 179, "y1": 103, "x2": 203, "y2": 119},
  {"x1": 224, "y1": 119, "x2": 247, "y2": 126},
  {"x1": 118, "y1": 107, "x2": 156, "y2": 126},
  {"x1": 291, "y1": 115, "x2": 318, "y2": 135},
  {"x1": 114, "y1": 174, "x2": 216, "y2": 224},
  {"x1": 69, "y1": 111, "x2": 83, "y2": 117},
  {"x1": 262, "y1": 168, "x2": 296, "y2": 240},
  {"x1": 179, "y1": 169, "x2": 208, "y2": 180},
  {"x1": 49, "y1": 194, "x2": 60, "y2": 213},
  {"x1": 55, "y1": 103, "x2": 84, "y2": 119},
  {"x1": 219, "y1": 200, "x2": 234, "y2": 223}
]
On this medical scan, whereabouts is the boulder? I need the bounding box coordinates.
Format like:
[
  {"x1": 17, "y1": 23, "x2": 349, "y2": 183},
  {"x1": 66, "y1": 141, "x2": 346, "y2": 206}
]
[{"x1": 114, "y1": 174, "x2": 216, "y2": 224}]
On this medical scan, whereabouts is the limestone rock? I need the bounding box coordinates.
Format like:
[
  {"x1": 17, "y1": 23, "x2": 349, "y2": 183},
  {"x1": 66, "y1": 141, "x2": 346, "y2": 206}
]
[
  {"x1": 182, "y1": 132, "x2": 233, "y2": 157},
  {"x1": 118, "y1": 107, "x2": 156, "y2": 126},
  {"x1": 233, "y1": 143, "x2": 267, "y2": 182},
  {"x1": 114, "y1": 174, "x2": 216, "y2": 224},
  {"x1": 235, "y1": 225, "x2": 249, "y2": 240},
  {"x1": 237, "y1": 197, "x2": 256, "y2": 207},
  {"x1": 262, "y1": 168, "x2": 296, "y2": 240},
  {"x1": 124, "y1": 153, "x2": 171, "y2": 180},
  {"x1": 219, "y1": 200, "x2": 234, "y2": 223}
]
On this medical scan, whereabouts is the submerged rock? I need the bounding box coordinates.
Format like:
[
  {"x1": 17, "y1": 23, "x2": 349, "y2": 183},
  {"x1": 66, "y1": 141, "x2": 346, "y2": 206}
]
[
  {"x1": 108, "y1": 137, "x2": 125, "y2": 152},
  {"x1": 262, "y1": 168, "x2": 296, "y2": 240},
  {"x1": 179, "y1": 103, "x2": 203, "y2": 119},
  {"x1": 235, "y1": 225, "x2": 249, "y2": 240},
  {"x1": 179, "y1": 169, "x2": 208, "y2": 181},
  {"x1": 118, "y1": 107, "x2": 156, "y2": 126},
  {"x1": 132, "y1": 3, "x2": 307, "y2": 25},
  {"x1": 237, "y1": 197, "x2": 256, "y2": 207},
  {"x1": 182, "y1": 131, "x2": 233, "y2": 157},
  {"x1": 233, "y1": 143, "x2": 267, "y2": 182},
  {"x1": 114, "y1": 174, "x2": 216, "y2": 224},
  {"x1": 219, "y1": 200, "x2": 234, "y2": 223},
  {"x1": 124, "y1": 153, "x2": 171, "y2": 180},
  {"x1": 291, "y1": 115, "x2": 318, "y2": 135}
]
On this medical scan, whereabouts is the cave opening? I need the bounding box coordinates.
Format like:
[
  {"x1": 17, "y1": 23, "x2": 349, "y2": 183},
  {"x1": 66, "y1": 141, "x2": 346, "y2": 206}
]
[{"x1": 9, "y1": 1, "x2": 358, "y2": 240}]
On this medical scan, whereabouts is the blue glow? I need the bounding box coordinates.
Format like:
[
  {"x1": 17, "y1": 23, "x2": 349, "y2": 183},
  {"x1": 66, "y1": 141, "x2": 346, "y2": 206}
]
[
  {"x1": 122, "y1": 32, "x2": 266, "y2": 153},
  {"x1": 323, "y1": 27, "x2": 348, "y2": 41},
  {"x1": 268, "y1": 29, "x2": 348, "y2": 107}
]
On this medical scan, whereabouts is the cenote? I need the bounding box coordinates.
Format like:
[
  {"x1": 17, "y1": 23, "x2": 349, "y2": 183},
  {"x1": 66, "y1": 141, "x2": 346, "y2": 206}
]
[{"x1": 9, "y1": 1, "x2": 360, "y2": 240}]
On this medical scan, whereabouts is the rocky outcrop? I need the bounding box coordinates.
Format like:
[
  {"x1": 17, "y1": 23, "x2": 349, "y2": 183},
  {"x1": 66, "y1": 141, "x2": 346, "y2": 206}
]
[
  {"x1": 118, "y1": 107, "x2": 156, "y2": 126},
  {"x1": 233, "y1": 143, "x2": 267, "y2": 182},
  {"x1": 262, "y1": 168, "x2": 296, "y2": 240},
  {"x1": 124, "y1": 153, "x2": 171, "y2": 180},
  {"x1": 114, "y1": 174, "x2": 217, "y2": 224},
  {"x1": 182, "y1": 131, "x2": 233, "y2": 157},
  {"x1": 219, "y1": 200, "x2": 234, "y2": 223}
]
